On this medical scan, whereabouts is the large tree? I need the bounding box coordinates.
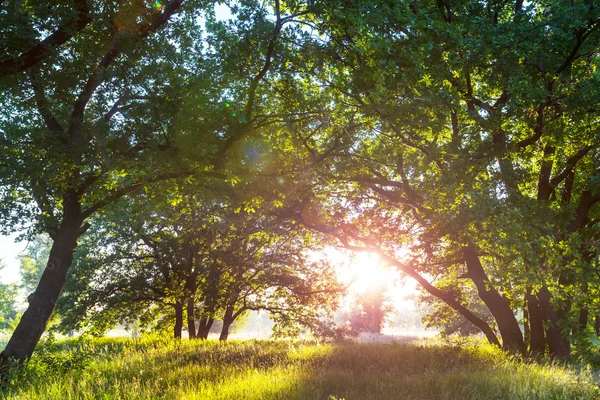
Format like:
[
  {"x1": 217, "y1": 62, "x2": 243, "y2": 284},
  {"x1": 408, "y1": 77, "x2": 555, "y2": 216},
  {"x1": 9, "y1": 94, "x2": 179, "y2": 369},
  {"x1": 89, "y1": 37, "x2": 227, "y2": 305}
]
[
  {"x1": 0, "y1": 0, "x2": 319, "y2": 370},
  {"x1": 309, "y1": 0, "x2": 600, "y2": 357},
  {"x1": 0, "y1": 0, "x2": 211, "y2": 369}
]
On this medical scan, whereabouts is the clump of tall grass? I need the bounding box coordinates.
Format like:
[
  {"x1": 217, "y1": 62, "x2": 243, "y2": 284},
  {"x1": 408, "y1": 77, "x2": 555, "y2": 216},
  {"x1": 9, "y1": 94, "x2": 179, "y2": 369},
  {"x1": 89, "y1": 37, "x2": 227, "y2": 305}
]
[{"x1": 1, "y1": 337, "x2": 598, "y2": 399}]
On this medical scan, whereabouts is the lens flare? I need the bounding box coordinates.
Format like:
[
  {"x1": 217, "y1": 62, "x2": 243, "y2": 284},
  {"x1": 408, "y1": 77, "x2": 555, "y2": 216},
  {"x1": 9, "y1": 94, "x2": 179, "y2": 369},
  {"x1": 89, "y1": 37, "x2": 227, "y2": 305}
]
[{"x1": 154, "y1": 1, "x2": 164, "y2": 11}]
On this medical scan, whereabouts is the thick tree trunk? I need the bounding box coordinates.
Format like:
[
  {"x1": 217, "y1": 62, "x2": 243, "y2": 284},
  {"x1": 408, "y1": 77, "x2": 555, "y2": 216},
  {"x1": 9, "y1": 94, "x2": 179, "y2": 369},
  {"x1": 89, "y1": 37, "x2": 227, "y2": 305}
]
[
  {"x1": 537, "y1": 284, "x2": 570, "y2": 358},
  {"x1": 526, "y1": 289, "x2": 545, "y2": 354},
  {"x1": 0, "y1": 215, "x2": 81, "y2": 374},
  {"x1": 595, "y1": 315, "x2": 600, "y2": 337},
  {"x1": 462, "y1": 245, "x2": 524, "y2": 353},
  {"x1": 187, "y1": 299, "x2": 196, "y2": 339},
  {"x1": 197, "y1": 317, "x2": 214, "y2": 339},
  {"x1": 219, "y1": 306, "x2": 234, "y2": 341},
  {"x1": 174, "y1": 303, "x2": 183, "y2": 339}
]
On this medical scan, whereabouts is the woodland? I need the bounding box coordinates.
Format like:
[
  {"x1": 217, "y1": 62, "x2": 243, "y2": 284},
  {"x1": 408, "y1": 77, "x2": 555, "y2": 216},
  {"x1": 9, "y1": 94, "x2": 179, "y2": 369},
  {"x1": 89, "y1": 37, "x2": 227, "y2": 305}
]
[{"x1": 1, "y1": 0, "x2": 600, "y2": 396}]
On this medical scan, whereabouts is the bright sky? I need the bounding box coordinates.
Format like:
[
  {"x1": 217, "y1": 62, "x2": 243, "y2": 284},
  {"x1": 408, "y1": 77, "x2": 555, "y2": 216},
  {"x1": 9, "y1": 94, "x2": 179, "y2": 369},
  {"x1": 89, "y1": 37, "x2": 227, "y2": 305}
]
[
  {"x1": 329, "y1": 249, "x2": 419, "y2": 311},
  {"x1": 0, "y1": 233, "x2": 26, "y2": 284}
]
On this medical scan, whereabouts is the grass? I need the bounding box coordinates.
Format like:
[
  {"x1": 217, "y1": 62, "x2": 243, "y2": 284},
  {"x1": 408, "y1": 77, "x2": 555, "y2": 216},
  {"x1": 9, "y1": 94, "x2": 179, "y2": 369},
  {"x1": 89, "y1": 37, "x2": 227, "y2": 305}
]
[{"x1": 1, "y1": 337, "x2": 599, "y2": 399}]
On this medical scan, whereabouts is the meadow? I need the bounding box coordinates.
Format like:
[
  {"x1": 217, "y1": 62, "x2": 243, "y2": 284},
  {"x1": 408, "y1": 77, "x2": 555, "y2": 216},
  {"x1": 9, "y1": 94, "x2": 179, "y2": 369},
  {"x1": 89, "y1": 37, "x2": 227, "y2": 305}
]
[{"x1": 1, "y1": 337, "x2": 598, "y2": 400}]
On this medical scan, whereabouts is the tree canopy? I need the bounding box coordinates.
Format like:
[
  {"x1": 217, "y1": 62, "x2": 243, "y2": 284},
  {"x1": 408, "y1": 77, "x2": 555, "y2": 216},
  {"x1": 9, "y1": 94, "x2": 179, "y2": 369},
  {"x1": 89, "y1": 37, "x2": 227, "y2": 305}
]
[{"x1": 2, "y1": 0, "x2": 600, "y2": 375}]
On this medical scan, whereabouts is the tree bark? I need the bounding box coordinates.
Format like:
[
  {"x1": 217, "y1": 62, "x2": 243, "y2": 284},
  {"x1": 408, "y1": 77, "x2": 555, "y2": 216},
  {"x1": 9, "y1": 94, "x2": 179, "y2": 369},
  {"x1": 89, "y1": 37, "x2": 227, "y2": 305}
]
[
  {"x1": 595, "y1": 314, "x2": 600, "y2": 337},
  {"x1": 187, "y1": 298, "x2": 196, "y2": 339},
  {"x1": 219, "y1": 305, "x2": 234, "y2": 341},
  {"x1": 174, "y1": 303, "x2": 183, "y2": 339},
  {"x1": 197, "y1": 317, "x2": 214, "y2": 339},
  {"x1": 537, "y1": 284, "x2": 570, "y2": 358},
  {"x1": 462, "y1": 245, "x2": 524, "y2": 353},
  {"x1": 0, "y1": 210, "x2": 82, "y2": 374},
  {"x1": 526, "y1": 288, "x2": 545, "y2": 354}
]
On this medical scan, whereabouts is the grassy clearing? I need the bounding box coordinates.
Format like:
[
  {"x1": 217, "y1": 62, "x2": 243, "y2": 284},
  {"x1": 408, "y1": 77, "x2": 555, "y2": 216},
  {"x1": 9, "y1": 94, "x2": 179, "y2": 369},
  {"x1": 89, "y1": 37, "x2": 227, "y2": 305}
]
[{"x1": 1, "y1": 337, "x2": 599, "y2": 400}]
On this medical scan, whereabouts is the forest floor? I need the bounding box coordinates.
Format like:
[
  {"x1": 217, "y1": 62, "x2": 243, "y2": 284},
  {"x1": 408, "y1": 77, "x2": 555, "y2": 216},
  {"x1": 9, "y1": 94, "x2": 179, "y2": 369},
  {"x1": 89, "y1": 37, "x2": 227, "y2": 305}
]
[{"x1": 1, "y1": 337, "x2": 599, "y2": 399}]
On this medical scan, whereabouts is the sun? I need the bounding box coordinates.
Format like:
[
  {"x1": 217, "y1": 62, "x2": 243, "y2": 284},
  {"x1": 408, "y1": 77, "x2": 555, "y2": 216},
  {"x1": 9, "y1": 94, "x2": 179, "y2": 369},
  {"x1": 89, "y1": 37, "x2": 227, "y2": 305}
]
[
  {"x1": 337, "y1": 252, "x2": 390, "y2": 293},
  {"x1": 320, "y1": 247, "x2": 419, "y2": 312}
]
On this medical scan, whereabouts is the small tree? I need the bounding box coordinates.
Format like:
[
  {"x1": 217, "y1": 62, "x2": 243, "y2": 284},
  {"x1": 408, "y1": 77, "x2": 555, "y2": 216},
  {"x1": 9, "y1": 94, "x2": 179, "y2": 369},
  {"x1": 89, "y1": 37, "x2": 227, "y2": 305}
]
[
  {"x1": 0, "y1": 265, "x2": 17, "y2": 333},
  {"x1": 344, "y1": 283, "x2": 393, "y2": 336},
  {"x1": 19, "y1": 235, "x2": 51, "y2": 295}
]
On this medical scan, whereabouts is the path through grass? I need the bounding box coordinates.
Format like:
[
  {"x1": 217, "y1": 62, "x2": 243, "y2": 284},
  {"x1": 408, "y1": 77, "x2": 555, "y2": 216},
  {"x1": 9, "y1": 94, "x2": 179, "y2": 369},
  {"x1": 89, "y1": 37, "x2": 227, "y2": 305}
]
[{"x1": 2, "y1": 337, "x2": 598, "y2": 399}]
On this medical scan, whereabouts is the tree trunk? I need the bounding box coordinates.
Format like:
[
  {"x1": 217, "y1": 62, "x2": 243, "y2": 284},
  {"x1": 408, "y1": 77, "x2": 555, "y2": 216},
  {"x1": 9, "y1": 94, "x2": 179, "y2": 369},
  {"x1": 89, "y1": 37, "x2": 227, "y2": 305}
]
[
  {"x1": 575, "y1": 281, "x2": 589, "y2": 336},
  {"x1": 578, "y1": 307, "x2": 588, "y2": 334},
  {"x1": 526, "y1": 289, "x2": 545, "y2": 354},
  {"x1": 0, "y1": 215, "x2": 82, "y2": 374},
  {"x1": 595, "y1": 314, "x2": 600, "y2": 337},
  {"x1": 378, "y1": 249, "x2": 501, "y2": 347},
  {"x1": 523, "y1": 298, "x2": 530, "y2": 350},
  {"x1": 197, "y1": 317, "x2": 214, "y2": 339},
  {"x1": 462, "y1": 245, "x2": 524, "y2": 353},
  {"x1": 537, "y1": 284, "x2": 570, "y2": 358},
  {"x1": 187, "y1": 298, "x2": 196, "y2": 339},
  {"x1": 219, "y1": 306, "x2": 234, "y2": 341},
  {"x1": 174, "y1": 303, "x2": 183, "y2": 339}
]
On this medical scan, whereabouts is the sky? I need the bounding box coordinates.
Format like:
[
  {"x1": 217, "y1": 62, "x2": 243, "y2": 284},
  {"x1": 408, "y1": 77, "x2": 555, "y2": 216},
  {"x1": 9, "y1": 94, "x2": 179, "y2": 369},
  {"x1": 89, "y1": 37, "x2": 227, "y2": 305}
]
[{"x1": 0, "y1": 233, "x2": 27, "y2": 284}]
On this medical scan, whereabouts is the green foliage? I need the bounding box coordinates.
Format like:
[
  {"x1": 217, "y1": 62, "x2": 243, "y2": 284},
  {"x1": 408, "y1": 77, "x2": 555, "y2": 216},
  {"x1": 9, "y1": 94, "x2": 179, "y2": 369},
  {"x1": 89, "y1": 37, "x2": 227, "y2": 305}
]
[
  {"x1": 55, "y1": 185, "x2": 342, "y2": 338},
  {"x1": 0, "y1": 265, "x2": 17, "y2": 332},
  {"x1": 18, "y1": 235, "x2": 51, "y2": 294},
  {"x1": 3, "y1": 0, "x2": 600, "y2": 369}
]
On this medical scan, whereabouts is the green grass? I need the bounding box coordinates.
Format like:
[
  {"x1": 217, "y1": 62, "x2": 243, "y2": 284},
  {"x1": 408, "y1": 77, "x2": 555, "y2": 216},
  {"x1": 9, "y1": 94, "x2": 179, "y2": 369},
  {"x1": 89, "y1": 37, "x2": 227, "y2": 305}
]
[{"x1": 2, "y1": 337, "x2": 599, "y2": 399}]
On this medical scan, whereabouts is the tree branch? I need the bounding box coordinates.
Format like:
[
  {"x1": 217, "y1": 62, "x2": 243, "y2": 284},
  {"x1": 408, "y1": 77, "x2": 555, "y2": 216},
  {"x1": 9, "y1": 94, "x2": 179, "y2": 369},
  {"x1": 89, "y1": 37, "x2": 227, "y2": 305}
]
[
  {"x1": 549, "y1": 145, "x2": 593, "y2": 189},
  {"x1": 81, "y1": 171, "x2": 190, "y2": 218},
  {"x1": 29, "y1": 69, "x2": 65, "y2": 136},
  {"x1": 69, "y1": 0, "x2": 186, "y2": 141},
  {"x1": 0, "y1": 0, "x2": 91, "y2": 78}
]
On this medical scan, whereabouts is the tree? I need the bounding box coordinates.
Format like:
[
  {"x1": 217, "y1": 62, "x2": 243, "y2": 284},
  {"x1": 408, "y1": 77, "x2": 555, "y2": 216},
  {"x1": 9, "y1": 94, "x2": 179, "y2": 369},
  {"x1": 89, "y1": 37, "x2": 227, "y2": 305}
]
[
  {"x1": 55, "y1": 185, "x2": 343, "y2": 341},
  {"x1": 347, "y1": 288, "x2": 393, "y2": 335},
  {"x1": 0, "y1": 0, "x2": 210, "y2": 370},
  {"x1": 1, "y1": 0, "x2": 323, "y2": 369},
  {"x1": 249, "y1": 0, "x2": 600, "y2": 357},
  {"x1": 19, "y1": 235, "x2": 51, "y2": 295},
  {"x1": 0, "y1": 0, "x2": 92, "y2": 79}
]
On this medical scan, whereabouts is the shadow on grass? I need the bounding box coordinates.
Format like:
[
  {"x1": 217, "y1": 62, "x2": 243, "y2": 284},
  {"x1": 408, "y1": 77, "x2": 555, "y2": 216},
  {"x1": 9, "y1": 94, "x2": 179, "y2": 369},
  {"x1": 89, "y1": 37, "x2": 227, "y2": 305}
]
[
  {"x1": 278, "y1": 343, "x2": 599, "y2": 400},
  {"x1": 118, "y1": 342, "x2": 600, "y2": 400}
]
